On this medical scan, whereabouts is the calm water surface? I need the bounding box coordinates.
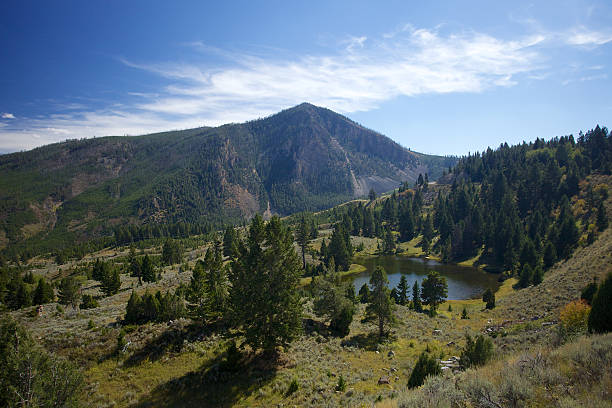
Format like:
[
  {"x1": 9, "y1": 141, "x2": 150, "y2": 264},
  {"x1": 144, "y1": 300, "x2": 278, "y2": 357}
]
[{"x1": 349, "y1": 256, "x2": 500, "y2": 300}]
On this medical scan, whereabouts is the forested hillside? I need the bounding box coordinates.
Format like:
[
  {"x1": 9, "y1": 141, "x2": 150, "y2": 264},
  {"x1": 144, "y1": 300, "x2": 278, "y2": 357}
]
[
  {"x1": 320, "y1": 126, "x2": 611, "y2": 281},
  {"x1": 0, "y1": 103, "x2": 455, "y2": 261}
]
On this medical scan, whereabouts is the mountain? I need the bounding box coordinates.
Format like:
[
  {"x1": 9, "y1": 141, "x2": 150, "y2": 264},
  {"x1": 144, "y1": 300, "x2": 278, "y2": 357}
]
[{"x1": 0, "y1": 103, "x2": 456, "y2": 256}]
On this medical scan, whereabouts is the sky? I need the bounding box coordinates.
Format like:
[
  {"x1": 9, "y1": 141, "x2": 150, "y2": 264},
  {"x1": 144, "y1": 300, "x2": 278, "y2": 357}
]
[{"x1": 0, "y1": 0, "x2": 611, "y2": 156}]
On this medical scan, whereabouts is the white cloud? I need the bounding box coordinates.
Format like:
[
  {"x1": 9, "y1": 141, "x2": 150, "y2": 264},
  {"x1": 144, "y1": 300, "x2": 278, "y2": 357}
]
[
  {"x1": 1, "y1": 113, "x2": 15, "y2": 119},
  {"x1": 1, "y1": 23, "x2": 611, "y2": 152},
  {"x1": 565, "y1": 27, "x2": 612, "y2": 46}
]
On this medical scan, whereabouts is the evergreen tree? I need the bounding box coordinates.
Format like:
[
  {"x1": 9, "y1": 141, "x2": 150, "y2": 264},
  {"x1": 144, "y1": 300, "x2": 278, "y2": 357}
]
[
  {"x1": 162, "y1": 239, "x2": 183, "y2": 265},
  {"x1": 33, "y1": 277, "x2": 54, "y2": 305},
  {"x1": 581, "y1": 277, "x2": 598, "y2": 305},
  {"x1": 596, "y1": 201, "x2": 608, "y2": 232},
  {"x1": 223, "y1": 226, "x2": 240, "y2": 259},
  {"x1": 141, "y1": 254, "x2": 157, "y2": 283},
  {"x1": 128, "y1": 246, "x2": 142, "y2": 285},
  {"x1": 588, "y1": 272, "x2": 612, "y2": 333},
  {"x1": 543, "y1": 241, "x2": 557, "y2": 269},
  {"x1": 532, "y1": 264, "x2": 544, "y2": 285},
  {"x1": 421, "y1": 271, "x2": 447, "y2": 315},
  {"x1": 0, "y1": 318, "x2": 83, "y2": 408},
  {"x1": 412, "y1": 281, "x2": 423, "y2": 312},
  {"x1": 397, "y1": 275, "x2": 409, "y2": 306},
  {"x1": 328, "y1": 224, "x2": 351, "y2": 271},
  {"x1": 101, "y1": 266, "x2": 121, "y2": 297},
  {"x1": 358, "y1": 283, "x2": 370, "y2": 303},
  {"x1": 407, "y1": 352, "x2": 441, "y2": 388},
  {"x1": 80, "y1": 294, "x2": 99, "y2": 309},
  {"x1": 482, "y1": 288, "x2": 495, "y2": 309},
  {"x1": 518, "y1": 264, "x2": 533, "y2": 288},
  {"x1": 460, "y1": 334, "x2": 494, "y2": 368},
  {"x1": 365, "y1": 266, "x2": 394, "y2": 339},
  {"x1": 58, "y1": 277, "x2": 81, "y2": 309},
  {"x1": 313, "y1": 278, "x2": 355, "y2": 337},
  {"x1": 296, "y1": 216, "x2": 311, "y2": 270},
  {"x1": 229, "y1": 215, "x2": 302, "y2": 354},
  {"x1": 204, "y1": 242, "x2": 228, "y2": 320},
  {"x1": 369, "y1": 188, "x2": 377, "y2": 201},
  {"x1": 125, "y1": 291, "x2": 143, "y2": 324},
  {"x1": 382, "y1": 227, "x2": 396, "y2": 254}
]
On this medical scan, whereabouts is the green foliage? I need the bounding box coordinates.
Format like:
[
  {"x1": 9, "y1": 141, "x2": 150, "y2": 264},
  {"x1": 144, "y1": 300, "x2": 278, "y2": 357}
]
[
  {"x1": 141, "y1": 254, "x2": 157, "y2": 283},
  {"x1": 588, "y1": 272, "x2": 612, "y2": 333},
  {"x1": 188, "y1": 242, "x2": 228, "y2": 321},
  {"x1": 312, "y1": 277, "x2": 355, "y2": 337},
  {"x1": 326, "y1": 223, "x2": 352, "y2": 271},
  {"x1": 358, "y1": 283, "x2": 370, "y2": 304},
  {"x1": 336, "y1": 375, "x2": 347, "y2": 392},
  {"x1": 33, "y1": 277, "x2": 54, "y2": 305},
  {"x1": 229, "y1": 215, "x2": 302, "y2": 353},
  {"x1": 408, "y1": 352, "x2": 442, "y2": 389},
  {"x1": 482, "y1": 288, "x2": 495, "y2": 309},
  {"x1": 421, "y1": 271, "x2": 448, "y2": 313},
  {"x1": 80, "y1": 294, "x2": 99, "y2": 309},
  {"x1": 461, "y1": 307, "x2": 469, "y2": 319},
  {"x1": 222, "y1": 226, "x2": 240, "y2": 259},
  {"x1": 58, "y1": 277, "x2": 81, "y2": 309},
  {"x1": 596, "y1": 201, "x2": 608, "y2": 231},
  {"x1": 124, "y1": 289, "x2": 186, "y2": 324},
  {"x1": 286, "y1": 377, "x2": 299, "y2": 396},
  {"x1": 460, "y1": 334, "x2": 494, "y2": 369},
  {"x1": 161, "y1": 239, "x2": 183, "y2": 266},
  {"x1": 397, "y1": 275, "x2": 409, "y2": 305},
  {"x1": 101, "y1": 266, "x2": 121, "y2": 297},
  {"x1": 412, "y1": 280, "x2": 423, "y2": 312},
  {"x1": 0, "y1": 317, "x2": 83, "y2": 407},
  {"x1": 365, "y1": 266, "x2": 394, "y2": 338}
]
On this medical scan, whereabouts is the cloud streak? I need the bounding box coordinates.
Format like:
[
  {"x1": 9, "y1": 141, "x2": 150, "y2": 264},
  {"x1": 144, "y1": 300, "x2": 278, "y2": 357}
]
[{"x1": 1, "y1": 24, "x2": 610, "y2": 151}]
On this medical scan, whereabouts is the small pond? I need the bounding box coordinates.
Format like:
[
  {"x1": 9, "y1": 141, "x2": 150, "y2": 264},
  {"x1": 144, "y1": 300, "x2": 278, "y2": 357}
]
[{"x1": 349, "y1": 256, "x2": 500, "y2": 300}]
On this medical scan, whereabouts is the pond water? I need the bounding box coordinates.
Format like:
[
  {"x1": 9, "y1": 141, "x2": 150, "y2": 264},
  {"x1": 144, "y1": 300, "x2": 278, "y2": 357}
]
[{"x1": 349, "y1": 256, "x2": 501, "y2": 300}]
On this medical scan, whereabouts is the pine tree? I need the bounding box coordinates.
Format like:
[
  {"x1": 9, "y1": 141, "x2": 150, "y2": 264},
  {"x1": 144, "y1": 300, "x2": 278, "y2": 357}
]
[
  {"x1": 369, "y1": 188, "x2": 377, "y2": 201},
  {"x1": 596, "y1": 201, "x2": 608, "y2": 232},
  {"x1": 296, "y1": 216, "x2": 311, "y2": 270},
  {"x1": 358, "y1": 283, "x2": 370, "y2": 304},
  {"x1": 204, "y1": 241, "x2": 228, "y2": 320},
  {"x1": 397, "y1": 275, "x2": 408, "y2": 306},
  {"x1": 328, "y1": 224, "x2": 351, "y2": 271},
  {"x1": 223, "y1": 226, "x2": 240, "y2": 259},
  {"x1": 412, "y1": 281, "x2": 423, "y2": 312},
  {"x1": 58, "y1": 277, "x2": 81, "y2": 309},
  {"x1": 101, "y1": 266, "x2": 121, "y2": 296},
  {"x1": 141, "y1": 254, "x2": 157, "y2": 283},
  {"x1": 460, "y1": 334, "x2": 494, "y2": 368},
  {"x1": 482, "y1": 288, "x2": 495, "y2": 309},
  {"x1": 128, "y1": 246, "x2": 142, "y2": 285},
  {"x1": 365, "y1": 266, "x2": 393, "y2": 339},
  {"x1": 518, "y1": 264, "x2": 533, "y2": 288},
  {"x1": 421, "y1": 271, "x2": 447, "y2": 315},
  {"x1": 33, "y1": 277, "x2": 54, "y2": 305},
  {"x1": 229, "y1": 215, "x2": 302, "y2": 354},
  {"x1": 407, "y1": 352, "x2": 441, "y2": 388},
  {"x1": 588, "y1": 272, "x2": 612, "y2": 333},
  {"x1": 382, "y1": 227, "x2": 396, "y2": 254},
  {"x1": 312, "y1": 278, "x2": 355, "y2": 337}
]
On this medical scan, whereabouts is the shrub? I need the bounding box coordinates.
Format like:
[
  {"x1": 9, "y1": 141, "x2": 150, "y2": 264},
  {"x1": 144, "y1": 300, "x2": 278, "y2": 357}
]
[
  {"x1": 461, "y1": 307, "x2": 469, "y2": 319},
  {"x1": 560, "y1": 300, "x2": 590, "y2": 334},
  {"x1": 286, "y1": 377, "x2": 299, "y2": 396},
  {"x1": 80, "y1": 294, "x2": 99, "y2": 309},
  {"x1": 460, "y1": 334, "x2": 493, "y2": 369},
  {"x1": 482, "y1": 288, "x2": 495, "y2": 309},
  {"x1": 408, "y1": 352, "x2": 441, "y2": 388},
  {"x1": 336, "y1": 375, "x2": 346, "y2": 392}
]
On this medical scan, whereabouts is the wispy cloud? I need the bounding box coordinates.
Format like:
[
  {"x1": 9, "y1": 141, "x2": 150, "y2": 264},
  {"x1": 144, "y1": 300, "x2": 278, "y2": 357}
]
[
  {"x1": 1, "y1": 23, "x2": 611, "y2": 152},
  {"x1": 1, "y1": 113, "x2": 15, "y2": 119},
  {"x1": 565, "y1": 27, "x2": 612, "y2": 46}
]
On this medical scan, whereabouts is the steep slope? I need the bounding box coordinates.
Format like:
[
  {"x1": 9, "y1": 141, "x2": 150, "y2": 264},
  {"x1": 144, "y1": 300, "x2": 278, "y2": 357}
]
[{"x1": 0, "y1": 103, "x2": 455, "y2": 255}]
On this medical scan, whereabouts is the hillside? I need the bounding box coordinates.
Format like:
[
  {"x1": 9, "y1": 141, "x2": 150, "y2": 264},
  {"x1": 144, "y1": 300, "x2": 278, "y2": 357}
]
[{"x1": 0, "y1": 103, "x2": 455, "y2": 258}]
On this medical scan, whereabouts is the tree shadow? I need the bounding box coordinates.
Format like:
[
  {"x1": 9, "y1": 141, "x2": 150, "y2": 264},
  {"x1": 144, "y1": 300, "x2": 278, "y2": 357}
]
[
  {"x1": 131, "y1": 347, "x2": 279, "y2": 408},
  {"x1": 340, "y1": 331, "x2": 382, "y2": 351},
  {"x1": 123, "y1": 321, "x2": 219, "y2": 367}
]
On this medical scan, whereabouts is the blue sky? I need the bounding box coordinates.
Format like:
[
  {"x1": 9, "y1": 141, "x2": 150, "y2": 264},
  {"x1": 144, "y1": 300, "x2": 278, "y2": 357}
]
[{"x1": 0, "y1": 0, "x2": 611, "y2": 155}]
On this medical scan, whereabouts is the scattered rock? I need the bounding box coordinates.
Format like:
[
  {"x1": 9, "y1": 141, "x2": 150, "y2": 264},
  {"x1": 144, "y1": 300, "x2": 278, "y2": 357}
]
[
  {"x1": 433, "y1": 329, "x2": 442, "y2": 335},
  {"x1": 345, "y1": 388, "x2": 354, "y2": 397},
  {"x1": 387, "y1": 350, "x2": 395, "y2": 357},
  {"x1": 378, "y1": 376, "x2": 390, "y2": 385}
]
